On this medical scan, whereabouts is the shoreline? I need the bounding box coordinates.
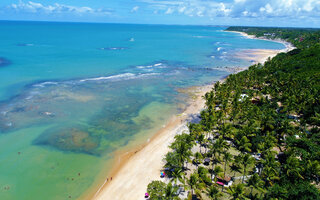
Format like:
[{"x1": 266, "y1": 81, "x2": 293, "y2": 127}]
[
  {"x1": 226, "y1": 30, "x2": 295, "y2": 54},
  {"x1": 89, "y1": 31, "x2": 293, "y2": 200},
  {"x1": 91, "y1": 84, "x2": 213, "y2": 200}
]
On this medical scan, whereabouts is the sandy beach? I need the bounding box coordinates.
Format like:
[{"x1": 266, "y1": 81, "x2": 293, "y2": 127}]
[
  {"x1": 226, "y1": 30, "x2": 295, "y2": 64},
  {"x1": 91, "y1": 31, "x2": 294, "y2": 200}
]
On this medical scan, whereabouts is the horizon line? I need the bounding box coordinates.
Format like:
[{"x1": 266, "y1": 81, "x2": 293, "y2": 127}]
[{"x1": 0, "y1": 19, "x2": 319, "y2": 29}]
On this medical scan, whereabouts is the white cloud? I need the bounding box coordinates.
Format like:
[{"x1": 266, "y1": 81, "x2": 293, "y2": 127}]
[
  {"x1": 178, "y1": 6, "x2": 186, "y2": 13},
  {"x1": 131, "y1": 6, "x2": 139, "y2": 12},
  {"x1": 7, "y1": 1, "x2": 112, "y2": 16},
  {"x1": 165, "y1": 7, "x2": 174, "y2": 14},
  {"x1": 139, "y1": 0, "x2": 320, "y2": 19}
]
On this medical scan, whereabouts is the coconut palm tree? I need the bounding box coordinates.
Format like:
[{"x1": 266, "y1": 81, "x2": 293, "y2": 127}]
[
  {"x1": 164, "y1": 182, "x2": 180, "y2": 200},
  {"x1": 171, "y1": 168, "x2": 186, "y2": 188},
  {"x1": 305, "y1": 160, "x2": 320, "y2": 183},
  {"x1": 170, "y1": 135, "x2": 193, "y2": 169},
  {"x1": 227, "y1": 183, "x2": 249, "y2": 200},
  {"x1": 239, "y1": 153, "x2": 255, "y2": 183},
  {"x1": 261, "y1": 165, "x2": 279, "y2": 187},
  {"x1": 213, "y1": 166, "x2": 224, "y2": 183},
  {"x1": 236, "y1": 136, "x2": 252, "y2": 153},
  {"x1": 230, "y1": 155, "x2": 243, "y2": 177},
  {"x1": 284, "y1": 156, "x2": 304, "y2": 180},
  {"x1": 198, "y1": 133, "x2": 206, "y2": 154},
  {"x1": 164, "y1": 151, "x2": 183, "y2": 171},
  {"x1": 215, "y1": 137, "x2": 230, "y2": 161},
  {"x1": 206, "y1": 185, "x2": 223, "y2": 200},
  {"x1": 198, "y1": 166, "x2": 211, "y2": 186},
  {"x1": 223, "y1": 152, "x2": 233, "y2": 178},
  {"x1": 247, "y1": 173, "x2": 265, "y2": 198},
  {"x1": 208, "y1": 141, "x2": 222, "y2": 180},
  {"x1": 193, "y1": 152, "x2": 204, "y2": 169},
  {"x1": 187, "y1": 172, "x2": 205, "y2": 199}
]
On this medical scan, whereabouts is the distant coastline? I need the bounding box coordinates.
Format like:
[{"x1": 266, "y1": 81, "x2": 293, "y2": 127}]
[
  {"x1": 90, "y1": 30, "x2": 294, "y2": 200},
  {"x1": 225, "y1": 30, "x2": 295, "y2": 53}
]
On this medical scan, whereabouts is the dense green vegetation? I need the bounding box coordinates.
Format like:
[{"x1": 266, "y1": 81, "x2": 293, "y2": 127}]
[
  {"x1": 226, "y1": 26, "x2": 320, "y2": 49},
  {"x1": 146, "y1": 28, "x2": 320, "y2": 200}
]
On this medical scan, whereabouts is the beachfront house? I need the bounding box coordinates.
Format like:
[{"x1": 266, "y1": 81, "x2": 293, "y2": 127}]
[{"x1": 216, "y1": 176, "x2": 233, "y2": 187}]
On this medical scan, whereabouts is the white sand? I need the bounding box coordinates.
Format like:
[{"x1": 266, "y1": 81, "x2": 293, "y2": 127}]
[{"x1": 226, "y1": 31, "x2": 295, "y2": 64}]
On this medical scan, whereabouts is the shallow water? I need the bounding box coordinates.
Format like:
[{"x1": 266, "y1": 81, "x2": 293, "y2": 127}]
[{"x1": 0, "y1": 21, "x2": 285, "y2": 199}]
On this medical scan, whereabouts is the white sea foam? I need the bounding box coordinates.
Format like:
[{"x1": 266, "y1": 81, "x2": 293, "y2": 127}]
[
  {"x1": 80, "y1": 72, "x2": 160, "y2": 83},
  {"x1": 79, "y1": 73, "x2": 136, "y2": 82},
  {"x1": 154, "y1": 63, "x2": 162, "y2": 67},
  {"x1": 136, "y1": 65, "x2": 153, "y2": 69},
  {"x1": 25, "y1": 96, "x2": 33, "y2": 100},
  {"x1": 217, "y1": 47, "x2": 222, "y2": 51},
  {"x1": 34, "y1": 81, "x2": 58, "y2": 88}
]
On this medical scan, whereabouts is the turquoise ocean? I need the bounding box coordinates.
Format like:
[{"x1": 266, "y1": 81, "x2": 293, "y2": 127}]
[{"x1": 0, "y1": 21, "x2": 285, "y2": 200}]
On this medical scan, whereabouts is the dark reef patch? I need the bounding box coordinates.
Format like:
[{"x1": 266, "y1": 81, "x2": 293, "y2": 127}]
[
  {"x1": 33, "y1": 125, "x2": 101, "y2": 156},
  {"x1": 0, "y1": 57, "x2": 11, "y2": 67}
]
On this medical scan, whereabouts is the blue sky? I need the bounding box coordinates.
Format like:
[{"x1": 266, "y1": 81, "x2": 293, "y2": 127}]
[{"x1": 0, "y1": 0, "x2": 319, "y2": 27}]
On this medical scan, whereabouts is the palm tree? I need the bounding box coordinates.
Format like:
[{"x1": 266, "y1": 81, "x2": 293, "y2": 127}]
[
  {"x1": 164, "y1": 182, "x2": 179, "y2": 199},
  {"x1": 213, "y1": 166, "x2": 224, "y2": 182},
  {"x1": 227, "y1": 183, "x2": 249, "y2": 200},
  {"x1": 170, "y1": 135, "x2": 193, "y2": 169},
  {"x1": 247, "y1": 173, "x2": 265, "y2": 198},
  {"x1": 215, "y1": 137, "x2": 230, "y2": 165},
  {"x1": 284, "y1": 156, "x2": 304, "y2": 180},
  {"x1": 305, "y1": 160, "x2": 320, "y2": 183},
  {"x1": 236, "y1": 136, "x2": 252, "y2": 153},
  {"x1": 209, "y1": 141, "x2": 222, "y2": 180},
  {"x1": 198, "y1": 133, "x2": 205, "y2": 154},
  {"x1": 230, "y1": 156, "x2": 243, "y2": 177},
  {"x1": 239, "y1": 153, "x2": 255, "y2": 183},
  {"x1": 187, "y1": 173, "x2": 205, "y2": 199},
  {"x1": 206, "y1": 185, "x2": 223, "y2": 200},
  {"x1": 171, "y1": 168, "x2": 186, "y2": 188},
  {"x1": 223, "y1": 152, "x2": 233, "y2": 178},
  {"x1": 193, "y1": 152, "x2": 204, "y2": 169},
  {"x1": 261, "y1": 165, "x2": 279, "y2": 187},
  {"x1": 198, "y1": 166, "x2": 211, "y2": 186},
  {"x1": 164, "y1": 151, "x2": 183, "y2": 171}
]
